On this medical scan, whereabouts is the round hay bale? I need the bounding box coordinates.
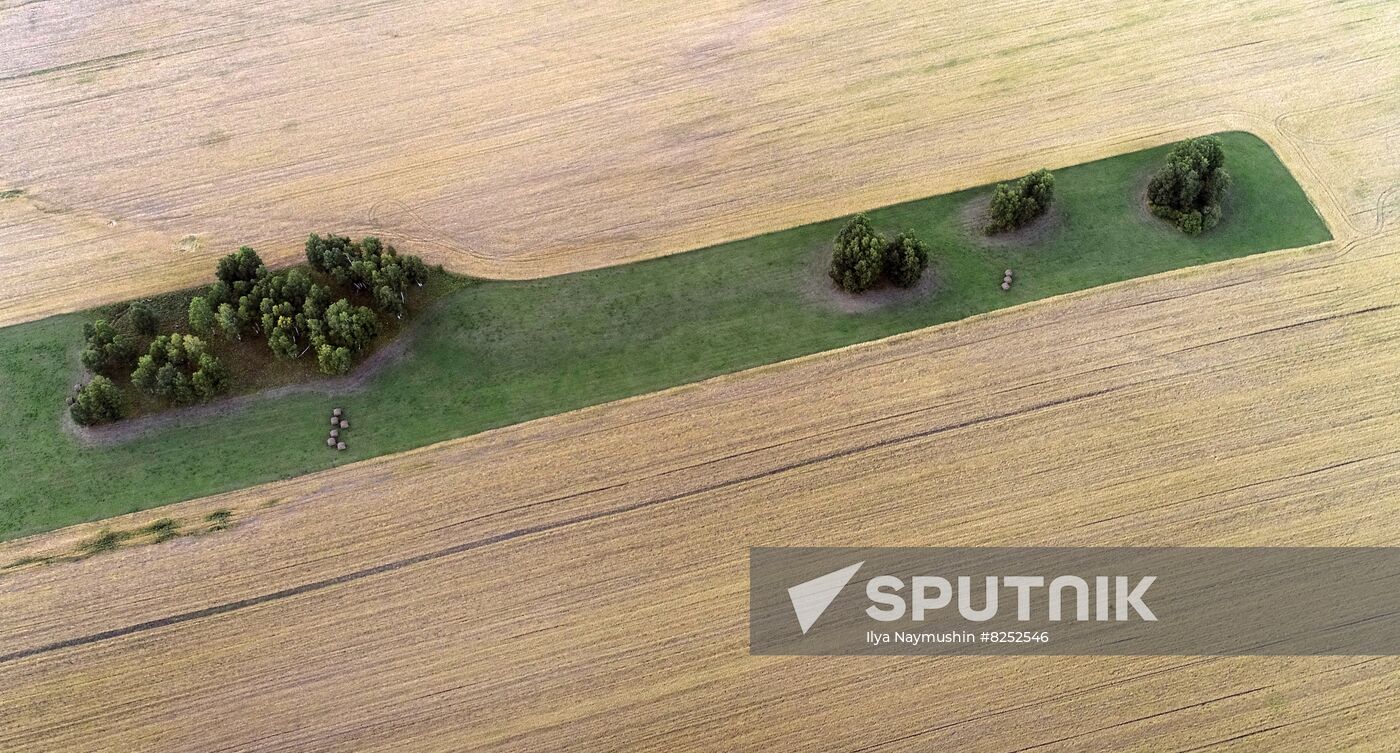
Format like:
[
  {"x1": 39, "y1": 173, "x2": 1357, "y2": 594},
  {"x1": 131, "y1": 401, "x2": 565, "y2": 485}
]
[
  {"x1": 336, "y1": 442, "x2": 347, "y2": 451},
  {"x1": 333, "y1": 408, "x2": 342, "y2": 417},
  {"x1": 326, "y1": 437, "x2": 335, "y2": 447},
  {"x1": 330, "y1": 429, "x2": 339, "y2": 439},
  {"x1": 1004, "y1": 269, "x2": 1013, "y2": 277},
  {"x1": 1001, "y1": 281, "x2": 1011, "y2": 290},
  {"x1": 340, "y1": 420, "x2": 349, "y2": 429},
  {"x1": 1003, "y1": 275, "x2": 1013, "y2": 284},
  {"x1": 330, "y1": 416, "x2": 339, "y2": 426}
]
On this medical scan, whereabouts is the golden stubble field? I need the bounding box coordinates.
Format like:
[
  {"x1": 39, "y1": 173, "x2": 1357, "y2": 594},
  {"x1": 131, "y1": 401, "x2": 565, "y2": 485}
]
[
  {"x1": 0, "y1": 0, "x2": 1396, "y2": 326},
  {"x1": 1, "y1": 0, "x2": 1400, "y2": 750},
  {"x1": 2, "y1": 224, "x2": 1399, "y2": 751}
]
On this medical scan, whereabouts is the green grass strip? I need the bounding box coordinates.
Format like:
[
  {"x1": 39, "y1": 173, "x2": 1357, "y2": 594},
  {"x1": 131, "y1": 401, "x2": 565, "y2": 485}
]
[{"x1": 0, "y1": 132, "x2": 1329, "y2": 539}]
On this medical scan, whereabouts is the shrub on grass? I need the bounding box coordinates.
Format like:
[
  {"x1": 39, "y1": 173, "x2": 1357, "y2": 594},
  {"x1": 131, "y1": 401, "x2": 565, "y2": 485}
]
[
  {"x1": 1147, "y1": 136, "x2": 1231, "y2": 235},
  {"x1": 70, "y1": 375, "x2": 124, "y2": 426},
  {"x1": 829, "y1": 214, "x2": 887, "y2": 294},
  {"x1": 884, "y1": 232, "x2": 929, "y2": 288},
  {"x1": 986, "y1": 169, "x2": 1054, "y2": 234}
]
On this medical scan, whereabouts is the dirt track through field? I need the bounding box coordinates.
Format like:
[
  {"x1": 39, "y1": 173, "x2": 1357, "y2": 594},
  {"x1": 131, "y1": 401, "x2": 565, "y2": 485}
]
[{"x1": 1, "y1": 0, "x2": 1399, "y2": 750}]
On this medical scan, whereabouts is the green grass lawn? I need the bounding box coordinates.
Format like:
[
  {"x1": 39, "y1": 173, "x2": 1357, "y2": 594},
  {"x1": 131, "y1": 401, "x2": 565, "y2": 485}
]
[{"x1": 0, "y1": 132, "x2": 1329, "y2": 540}]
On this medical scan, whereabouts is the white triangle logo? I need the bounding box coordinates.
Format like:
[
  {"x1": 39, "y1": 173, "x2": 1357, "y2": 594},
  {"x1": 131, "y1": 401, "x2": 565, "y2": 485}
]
[{"x1": 787, "y1": 561, "x2": 864, "y2": 634}]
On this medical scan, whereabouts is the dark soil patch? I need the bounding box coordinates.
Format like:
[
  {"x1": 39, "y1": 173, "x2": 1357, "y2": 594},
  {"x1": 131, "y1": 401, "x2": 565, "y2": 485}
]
[{"x1": 958, "y1": 193, "x2": 1065, "y2": 248}]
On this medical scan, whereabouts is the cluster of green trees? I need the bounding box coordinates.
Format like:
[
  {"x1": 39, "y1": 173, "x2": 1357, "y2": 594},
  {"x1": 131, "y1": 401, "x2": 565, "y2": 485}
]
[
  {"x1": 72, "y1": 296, "x2": 227, "y2": 426},
  {"x1": 305, "y1": 234, "x2": 428, "y2": 319},
  {"x1": 79, "y1": 319, "x2": 135, "y2": 374},
  {"x1": 131, "y1": 333, "x2": 230, "y2": 403},
  {"x1": 1147, "y1": 136, "x2": 1231, "y2": 235},
  {"x1": 828, "y1": 215, "x2": 930, "y2": 294},
  {"x1": 185, "y1": 236, "x2": 426, "y2": 376},
  {"x1": 985, "y1": 169, "x2": 1055, "y2": 234},
  {"x1": 72, "y1": 234, "x2": 429, "y2": 426}
]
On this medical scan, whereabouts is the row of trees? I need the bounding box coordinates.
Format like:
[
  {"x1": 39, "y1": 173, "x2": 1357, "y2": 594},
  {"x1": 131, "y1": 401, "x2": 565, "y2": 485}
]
[
  {"x1": 828, "y1": 215, "x2": 930, "y2": 294},
  {"x1": 185, "y1": 236, "x2": 427, "y2": 376},
  {"x1": 985, "y1": 169, "x2": 1055, "y2": 234},
  {"x1": 1147, "y1": 136, "x2": 1231, "y2": 235}
]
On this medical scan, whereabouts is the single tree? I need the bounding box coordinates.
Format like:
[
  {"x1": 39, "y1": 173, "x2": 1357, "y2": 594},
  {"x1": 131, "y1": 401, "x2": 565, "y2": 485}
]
[
  {"x1": 884, "y1": 232, "x2": 930, "y2": 288},
  {"x1": 127, "y1": 301, "x2": 158, "y2": 336},
  {"x1": 1147, "y1": 136, "x2": 1231, "y2": 235},
  {"x1": 70, "y1": 376, "x2": 124, "y2": 426},
  {"x1": 829, "y1": 214, "x2": 887, "y2": 294},
  {"x1": 215, "y1": 246, "x2": 266, "y2": 287},
  {"x1": 188, "y1": 296, "x2": 215, "y2": 335},
  {"x1": 216, "y1": 302, "x2": 241, "y2": 340},
  {"x1": 191, "y1": 353, "x2": 231, "y2": 399}
]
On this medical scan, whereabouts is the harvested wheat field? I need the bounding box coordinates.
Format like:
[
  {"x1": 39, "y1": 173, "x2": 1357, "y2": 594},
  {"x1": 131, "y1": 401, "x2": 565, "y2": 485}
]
[
  {"x1": 3, "y1": 226, "x2": 1400, "y2": 750},
  {"x1": 1, "y1": 0, "x2": 1397, "y2": 326}
]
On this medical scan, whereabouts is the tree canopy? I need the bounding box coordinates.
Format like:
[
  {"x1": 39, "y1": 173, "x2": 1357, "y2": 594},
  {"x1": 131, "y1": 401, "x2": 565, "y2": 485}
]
[
  {"x1": 829, "y1": 215, "x2": 888, "y2": 294},
  {"x1": 70, "y1": 376, "x2": 124, "y2": 426},
  {"x1": 830, "y1": 216, "x2": 931, "y2": 293},
  {"x1": 131, "y1": 333, "x2": 229, "y2": 403},
  {"x1": 884, "y1": 232, "x2": 929, "y2": 288},
  {"x1": 1147, "y1": 136, "x2": 1231, "y2": 235},
  {"x1": 986, "y1": 169, "x2": 1054, "y2": 234},
  {"x1": 80, "y1": 319, "x2": 136, "y2": 375}
]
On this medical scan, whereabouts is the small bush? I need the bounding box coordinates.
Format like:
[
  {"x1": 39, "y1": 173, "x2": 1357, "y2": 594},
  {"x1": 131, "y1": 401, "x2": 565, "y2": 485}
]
[
  {"x1": 79, "y1": 529, "x2": 132, "y2": 556},
  {"x1": 884, "y1": 232, "x2": 929, "y2": 288},
  {"x1": 1147, "y1": 136, "x2": 1231, "y2": 235},
  {"x1": 70, "y1": 376, "x2": 124, "y2": 426},
  {"x1": 205, "y1": 509, "x2": 234, "y2": 531},
  {"x1": 986, "y1": 169, "x2": 1054, "y2": 234},
  {"x1": 828, "y1": 214, "x2": 887, "y2": 294},
  {"x1": 142, "y1": 518, "x2": 181, "y2": 542}
]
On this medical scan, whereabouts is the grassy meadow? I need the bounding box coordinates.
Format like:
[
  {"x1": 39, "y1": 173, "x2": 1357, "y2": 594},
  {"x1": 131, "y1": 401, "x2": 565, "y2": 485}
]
[{"x1": 0, "y1": 133, "x2": 1329, "y2": 539}]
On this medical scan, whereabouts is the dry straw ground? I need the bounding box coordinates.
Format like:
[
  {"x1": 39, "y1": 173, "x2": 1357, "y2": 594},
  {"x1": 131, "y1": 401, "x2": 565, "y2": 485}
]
[
  {"x1": 2, "y1": 0, "x2": 1400, "y2": 751},
  {"x1": 0, "y1": 0, "x2": 1394, "y2": 324}
]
